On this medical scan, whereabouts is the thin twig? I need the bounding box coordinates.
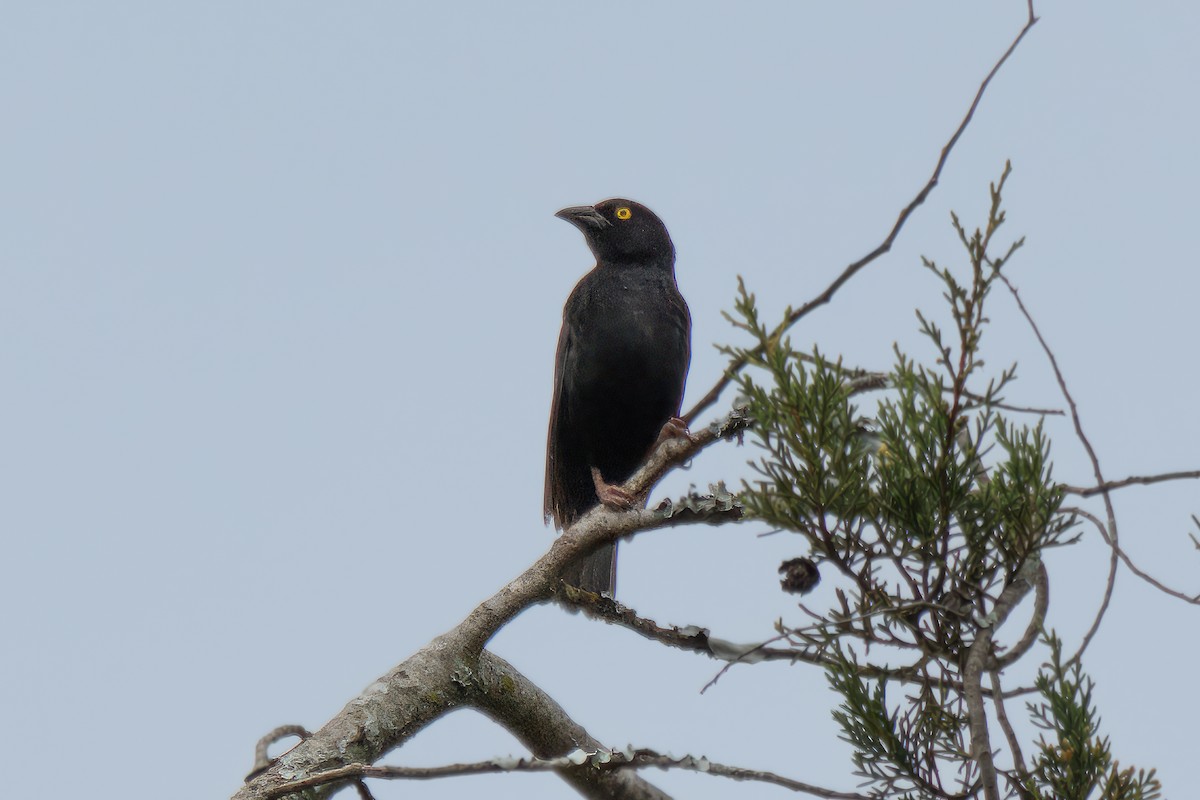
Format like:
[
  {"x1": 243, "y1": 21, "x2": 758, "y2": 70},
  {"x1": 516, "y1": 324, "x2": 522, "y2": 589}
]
[
  {"x1": 699, "y1": 629, "x2": 796, "y2": 693},
  {"x1": 996, "y1": 272, "x2": 1120, "y2": 666},
  {"x1": 989, "y1": 671, "x2": 1030, "y2": 790},
  {"x1": 560, "y1": 591, "x2": 1042, "y2": 701},
  {"x1": 981, "y1": 399, "x2": 1063, "y2": 417},
  {"x1": 773, "y1": 357, "x2": 1060, "y2": 416},
  {"x1": 1068, "y1": 506, "x2": 1200, "y2": 605},
  {"x1": 271, "y1": 749, "x2": 872, "y2": 800},
  {"x1": 624, "y1": 750, "x2": 870, "y2": 799},
  {"x1": 559, "y1": 591, "x2": 810, "y2": 664},
  {"x1": 684, "y1": 4, "x2": 1040, "y2": 425},
  {"x1": 1062, "y1": 469, "x2": 1200, "y2": 497}
]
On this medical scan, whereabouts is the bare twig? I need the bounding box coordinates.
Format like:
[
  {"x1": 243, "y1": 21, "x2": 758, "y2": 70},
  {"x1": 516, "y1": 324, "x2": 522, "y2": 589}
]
[
  {"x1": 1062, "y1": 469, "x2": 1200, "y2": 497},
  {"x1": 622, "y1": 750, "x2": 870, "y2": 799},
  {"x1": 1068, "y1": 506, "x2": 1200, "y2": 605},
  {"x1": 560, "y1": 590, "x2": 1044, "y2": 703},
  {"x1": 981, "y1": 399, "x2": 1063, "y2": 417},
  {"x1": 559, "y1": 591, "x2": 810, "y2": 665},
  {"x1": 699, "y1": 629, "x2": 798, "y2": 693},
  {"x1": 989, "y1": 671, "x2": 1030, "y2": 789},
  {"x1": 684, "y1": 4, "x2": 1040, "y2": 425},
  {"x1": 996, "y1": 272, "x2": 1121, "y2": 667},
  {"x1": 565, "y1": 589, "x2": 1039, "y2": 700},
  {"x1": 274, "y1": 748, "x2": 871, "y2": 800}
]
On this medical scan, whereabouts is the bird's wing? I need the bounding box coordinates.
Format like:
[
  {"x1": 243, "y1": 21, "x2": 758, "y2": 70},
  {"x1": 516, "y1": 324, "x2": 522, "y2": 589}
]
[
  {"x1": 543, "y1": 310, "x2": 575, "y2": 527},
  {"x1": 673, "y1": 287, "x2": 692, "y2": 393}
]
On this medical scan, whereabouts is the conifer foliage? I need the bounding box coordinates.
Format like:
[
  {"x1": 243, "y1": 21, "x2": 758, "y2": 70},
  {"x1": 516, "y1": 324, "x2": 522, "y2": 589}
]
[{"x1": 725, "y1": 166, "x2": 1160, "y2": 800}]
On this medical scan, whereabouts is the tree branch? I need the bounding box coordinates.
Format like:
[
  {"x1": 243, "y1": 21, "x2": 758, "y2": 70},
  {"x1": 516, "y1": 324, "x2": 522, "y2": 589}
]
[
  {"x1": 246, "y1": 726, "x2": 312, "y2": 781},
  {"x1": 1062, "y1": 469, "x2": 1200, "y2": 497},
  {"x1": 989, "y1": 671, "x2": 1031, "y2": 793},
  {"x1": 253, "y1": 651, "x2": 671, "y2": 800},
  {"x1": 559, "y1": 592, "x2": 808, "y2": 664},
  {"x1": 1068, "y1": 506, "x2": 1200, "y2": 605},
  {"x1": 236, "y1": 411, "x2": 749, "y2": 800},
  {"x1": 996, "y1": 273, "x2": 1123, "y2": 669},
  {"x1": 684, "y1": 3, "x2": 1040, "y2": 425},
  {"x1": 991, "y1": 561, "x2": 1050, "y2": 670},
  {"x1": 563, "y1": 589, "x2": 1047, "y2": 710},
  {"x1": 471, "y1": 653, "x2": 674, "y2": 800},
  {"x1": 276, "y1": 747, "x2": 871, "y2": 800},
  {"x1": 963, "y1": 558, "x2": 1039, "y2": 800}
]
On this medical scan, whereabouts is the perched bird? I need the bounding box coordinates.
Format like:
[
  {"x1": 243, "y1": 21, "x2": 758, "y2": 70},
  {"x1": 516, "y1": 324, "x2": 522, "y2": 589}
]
[{"x1": 545, "y1": 199, "x2": 691, "y2": 596}]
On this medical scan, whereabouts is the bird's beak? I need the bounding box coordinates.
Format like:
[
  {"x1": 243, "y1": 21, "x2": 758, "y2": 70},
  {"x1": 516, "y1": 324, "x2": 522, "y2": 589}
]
[{"x1": 555, "y1": 205, "x2": 610, "y2": 231}]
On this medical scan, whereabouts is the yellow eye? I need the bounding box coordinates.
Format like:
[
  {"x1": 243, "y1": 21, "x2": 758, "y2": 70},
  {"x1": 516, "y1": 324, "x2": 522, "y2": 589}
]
[{"x1": 615, "y1": 207, "x2": 632, "y2": 220}]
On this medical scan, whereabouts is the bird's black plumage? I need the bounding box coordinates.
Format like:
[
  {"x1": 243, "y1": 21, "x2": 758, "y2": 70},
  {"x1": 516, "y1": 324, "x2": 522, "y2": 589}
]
[{"x1": 545, "y1": 199, "x2": 691, "y2": 595}]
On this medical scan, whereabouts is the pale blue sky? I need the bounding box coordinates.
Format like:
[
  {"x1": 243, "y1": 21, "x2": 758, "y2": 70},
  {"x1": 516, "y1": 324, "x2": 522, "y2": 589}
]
[{"x1": 3, "y1": 3, "x2": 1197, "y2": 799}]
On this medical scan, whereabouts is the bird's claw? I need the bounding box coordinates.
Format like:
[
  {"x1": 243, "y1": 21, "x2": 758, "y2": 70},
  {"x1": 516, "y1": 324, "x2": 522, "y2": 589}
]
[
  {"x1": 656, "y1": 416, "x2": 694, "y2": 446},
  {"x1": 591, "y1": 466, "x2": 636, "y2": 509}
]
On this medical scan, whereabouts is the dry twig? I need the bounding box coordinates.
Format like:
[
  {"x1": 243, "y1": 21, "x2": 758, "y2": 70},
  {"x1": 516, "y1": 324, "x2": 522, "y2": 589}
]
[
  {"x1": 684, "y1": 2, "x2": 1041, "y2": 425},
  {"x1": 270, "y1": 748, "x2": 872, "y2": 800}
]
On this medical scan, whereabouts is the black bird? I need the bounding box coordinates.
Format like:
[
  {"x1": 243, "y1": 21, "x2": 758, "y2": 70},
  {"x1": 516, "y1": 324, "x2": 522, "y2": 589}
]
[{"x1": 545, "y1": 199, "x2": 691, "y2": 596}]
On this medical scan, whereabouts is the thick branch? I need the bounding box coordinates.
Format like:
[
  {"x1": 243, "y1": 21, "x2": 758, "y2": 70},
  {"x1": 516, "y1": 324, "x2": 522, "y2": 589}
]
[
  {"x1": 963, "y1": 558, "x2": 1039, "y2": 800},
  {"x1": 256, "y1": 651, "x2": 669, "y2": 800},
  {"x1": 463, "y1": 408, "x2": 748, "y2": 655},
  {"x1": 236, "y1": 411, "x2": 748, "y2": 800},
  {"x1": 471, "y1": 653, "x2": 673, "y2": 800}
]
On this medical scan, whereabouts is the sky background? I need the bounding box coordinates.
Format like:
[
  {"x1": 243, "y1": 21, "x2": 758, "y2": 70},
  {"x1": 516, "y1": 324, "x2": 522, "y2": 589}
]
[{"x1": 3, "y1": 3, "x2": 1198, "y2": 799}]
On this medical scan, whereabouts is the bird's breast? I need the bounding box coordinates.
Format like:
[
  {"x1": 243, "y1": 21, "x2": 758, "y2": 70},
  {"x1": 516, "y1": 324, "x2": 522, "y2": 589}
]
[{"x1": 564, "y1": 263, "x2": 688, "y2": 381}]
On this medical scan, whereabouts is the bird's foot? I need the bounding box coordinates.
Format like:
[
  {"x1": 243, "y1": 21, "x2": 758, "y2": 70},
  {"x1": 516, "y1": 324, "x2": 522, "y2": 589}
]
[
  {"x1": 591, "y1": 466, "x2": 635, "y2": 509},
  {"x1": 655, "y1": 416, "x2": 694, "y2": 447}
]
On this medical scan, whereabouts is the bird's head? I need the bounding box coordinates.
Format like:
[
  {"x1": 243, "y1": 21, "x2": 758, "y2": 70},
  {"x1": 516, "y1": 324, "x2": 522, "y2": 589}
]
[{"x1": 555, "y1": 198, "x2": 675, "y2": 266}]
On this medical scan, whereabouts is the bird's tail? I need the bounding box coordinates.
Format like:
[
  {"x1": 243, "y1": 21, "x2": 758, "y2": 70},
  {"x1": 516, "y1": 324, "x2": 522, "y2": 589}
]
[{"x1": 561, "y1": 541, "x2": 617, "y2": 597}]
